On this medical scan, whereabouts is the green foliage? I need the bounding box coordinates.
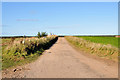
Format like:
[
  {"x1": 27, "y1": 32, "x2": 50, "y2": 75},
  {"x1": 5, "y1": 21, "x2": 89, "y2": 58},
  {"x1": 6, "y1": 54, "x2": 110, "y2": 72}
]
[
  {"x1": 77, "y1": 36, "x2": 118, "y2": 47},
  {"x1": 41, "y1": 32, "x2": 47, "y2": 37},
  {"x1": 37, "y1": 32, "x2": 48, "y2": 38},
  {"x1": 37, "y1": 32, "x2": 41, "y2": 38}
]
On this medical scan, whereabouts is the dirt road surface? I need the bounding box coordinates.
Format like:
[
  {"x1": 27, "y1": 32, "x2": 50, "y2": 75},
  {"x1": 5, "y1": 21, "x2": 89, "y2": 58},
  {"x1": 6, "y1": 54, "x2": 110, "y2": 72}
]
[{"x1": 3, "y1": 37, "x2": 118, "y2": 78}]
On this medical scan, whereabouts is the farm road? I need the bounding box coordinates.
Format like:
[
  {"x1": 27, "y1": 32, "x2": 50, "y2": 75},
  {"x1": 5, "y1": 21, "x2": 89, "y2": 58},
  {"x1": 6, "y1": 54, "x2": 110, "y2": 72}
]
[
  {"x1": 3, "y1": 37, "x2": 118, "y2": 78},
  {"x1": 23, "y1": 37, "x2": 118, "y2": 78}
]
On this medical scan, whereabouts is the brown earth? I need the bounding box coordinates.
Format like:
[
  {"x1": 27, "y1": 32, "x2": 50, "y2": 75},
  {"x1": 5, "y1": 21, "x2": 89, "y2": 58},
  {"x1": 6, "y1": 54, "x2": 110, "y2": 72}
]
[{"x1": 2, "y1": 37, "x2": 118, "y2": 78}]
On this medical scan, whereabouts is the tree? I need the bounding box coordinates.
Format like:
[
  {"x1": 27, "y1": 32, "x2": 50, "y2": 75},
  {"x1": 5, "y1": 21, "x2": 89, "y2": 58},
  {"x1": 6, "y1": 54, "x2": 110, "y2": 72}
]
[
  {"x1": 37, "y1": 32, "x2": 41, "y2": 38},
  {"x1": 41, "y1": 32, "x2": 47, "y2": 37}
]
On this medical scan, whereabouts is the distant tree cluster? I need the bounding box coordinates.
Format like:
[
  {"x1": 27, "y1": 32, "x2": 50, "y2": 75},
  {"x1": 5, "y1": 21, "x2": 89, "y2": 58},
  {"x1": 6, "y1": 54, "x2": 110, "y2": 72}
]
[{"x1": 37, "y1": 32, "x2": 48, "y2": 38}]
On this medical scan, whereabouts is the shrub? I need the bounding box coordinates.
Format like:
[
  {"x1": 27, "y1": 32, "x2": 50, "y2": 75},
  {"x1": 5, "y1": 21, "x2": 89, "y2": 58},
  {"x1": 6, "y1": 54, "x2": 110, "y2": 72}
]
[
  {"x1": 41, "y1": 32, "x2": 47, "y2": 37},
  {"x1": 37, "y1": 32, "x2": 48, "y2": 38},
  {"x1": 37, "y1": 32, "x2": 41, "y2": 38}
]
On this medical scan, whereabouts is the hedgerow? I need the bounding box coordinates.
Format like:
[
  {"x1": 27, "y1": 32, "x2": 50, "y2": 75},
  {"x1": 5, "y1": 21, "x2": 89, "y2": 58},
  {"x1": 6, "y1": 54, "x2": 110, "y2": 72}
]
[{"x1": 2, "y1": 35, "x2": 58, "y2": 69}]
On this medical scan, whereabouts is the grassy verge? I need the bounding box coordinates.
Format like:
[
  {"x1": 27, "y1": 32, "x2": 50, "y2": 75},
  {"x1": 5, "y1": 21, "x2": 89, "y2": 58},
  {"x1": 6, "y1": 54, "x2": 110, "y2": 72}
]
[
  {"x1": 2, "y1": 35, "x2": 58, "y2": 69},
  {"x1": 65, "y1": 36, "x2": 118, "y2": 62}
]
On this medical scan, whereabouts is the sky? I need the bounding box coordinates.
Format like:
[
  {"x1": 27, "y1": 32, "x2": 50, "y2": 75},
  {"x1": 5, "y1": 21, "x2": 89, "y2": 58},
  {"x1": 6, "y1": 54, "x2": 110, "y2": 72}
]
[
  {"x1": 2, "y1": 2, "x2": 118, "y2": 36},
  {"x1": 1, "y1": 0, "x2": 119, "y2": 2}
]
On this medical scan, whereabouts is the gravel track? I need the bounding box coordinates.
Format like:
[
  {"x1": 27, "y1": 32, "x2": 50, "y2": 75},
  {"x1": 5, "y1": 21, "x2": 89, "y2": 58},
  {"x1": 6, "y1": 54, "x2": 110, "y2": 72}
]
[{"x1": 2, "y1": 37, "x2": 118, "y2": 78}]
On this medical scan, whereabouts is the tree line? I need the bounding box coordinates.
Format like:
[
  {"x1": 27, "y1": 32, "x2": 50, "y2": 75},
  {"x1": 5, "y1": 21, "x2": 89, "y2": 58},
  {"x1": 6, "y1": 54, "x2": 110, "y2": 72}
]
[{"x1": 37, "y1": 32, "x2": 48, "y2": 38}]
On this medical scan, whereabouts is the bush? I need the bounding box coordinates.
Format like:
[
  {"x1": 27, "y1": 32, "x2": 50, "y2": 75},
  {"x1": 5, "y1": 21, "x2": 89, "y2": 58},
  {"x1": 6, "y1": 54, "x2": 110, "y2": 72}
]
[
  {"x1": 41, "y1": 32, "x2": 47, "y2": 37},
  {"x1": 37, "y1": 32, "x2": 48, "y2": 38},
  {"x1": 37, "y1": 32, "x2": 41, "y2": 38}
]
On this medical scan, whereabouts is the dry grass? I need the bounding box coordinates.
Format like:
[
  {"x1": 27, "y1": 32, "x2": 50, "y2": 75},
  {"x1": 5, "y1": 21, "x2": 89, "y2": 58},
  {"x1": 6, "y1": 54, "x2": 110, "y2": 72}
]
[
  {"x1": 2, "y1": 35, "x2": 58, "y2": 69},
  {"x1": 65, "y1": 36, "x2": 118, "y2": 62}
]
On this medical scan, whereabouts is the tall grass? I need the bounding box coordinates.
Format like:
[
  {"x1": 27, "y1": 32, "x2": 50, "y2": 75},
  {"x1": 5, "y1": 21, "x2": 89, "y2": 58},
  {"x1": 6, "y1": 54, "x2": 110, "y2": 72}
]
[
  {"x1": 2, "y1": 35, "x2": 58, "y2": 69},
  {"x1": 65, "y1": 36, "x2": 118, "y2": 61}
]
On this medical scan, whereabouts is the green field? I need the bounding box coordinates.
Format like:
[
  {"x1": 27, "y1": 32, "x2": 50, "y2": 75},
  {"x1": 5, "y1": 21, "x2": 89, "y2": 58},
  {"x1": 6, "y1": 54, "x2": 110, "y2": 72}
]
[{"x1": 77, "y1": 36, "x2": 118, "y2": 48}]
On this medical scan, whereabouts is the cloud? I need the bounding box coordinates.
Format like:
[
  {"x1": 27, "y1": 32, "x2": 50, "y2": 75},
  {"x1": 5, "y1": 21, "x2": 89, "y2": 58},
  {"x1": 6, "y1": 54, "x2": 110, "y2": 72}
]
[
  {"x1": 45, "y1": 24, "x2": 81, "y2": 29},
  {"x1": 0, "y1": 25, "x2": 9, "y2": 27}
]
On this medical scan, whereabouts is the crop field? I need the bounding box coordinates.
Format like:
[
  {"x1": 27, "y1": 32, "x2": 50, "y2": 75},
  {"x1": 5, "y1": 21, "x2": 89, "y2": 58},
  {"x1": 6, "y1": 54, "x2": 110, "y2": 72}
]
[
  {"x1": 65, "y1": 36, "x2": 118, "y2": 61},
  {"x1": 77, "y1": 36, "x2": 118, "y2": 47},
  {"x1": 2, "y1": 35, "x2": 58, "y2": 69}
]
